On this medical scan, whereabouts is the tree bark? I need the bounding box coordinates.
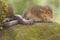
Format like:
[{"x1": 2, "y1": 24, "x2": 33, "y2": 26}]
[{"x1": 2, "y1": 15, "x2": 52, "y2": 29}]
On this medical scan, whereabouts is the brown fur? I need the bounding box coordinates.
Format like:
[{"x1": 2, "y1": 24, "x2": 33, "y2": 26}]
[
  {"x1": 22, "y1": 5, "x2": 52, "y2": 20},
  {"x1": 7, "y1": 4, "x2": 14, "y2": 17}
]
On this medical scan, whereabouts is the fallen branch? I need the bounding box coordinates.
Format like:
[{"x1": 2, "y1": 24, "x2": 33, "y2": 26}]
[{"x1": 2, "y1": 15, "x2": 52, "y2": 29}]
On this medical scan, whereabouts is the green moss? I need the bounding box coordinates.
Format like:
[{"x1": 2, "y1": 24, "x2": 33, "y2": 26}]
[
  {"x1": 0, "y1": 0, "x2": 8, "y2": 26},
  {"x1": 0, "y1": 22, "x2": 59, "y2": 40}
]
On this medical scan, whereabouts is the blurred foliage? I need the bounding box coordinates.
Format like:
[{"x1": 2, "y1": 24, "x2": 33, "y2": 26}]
[{"x1": 5, "y1": 0, "x2": 38, "y2": 14}]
